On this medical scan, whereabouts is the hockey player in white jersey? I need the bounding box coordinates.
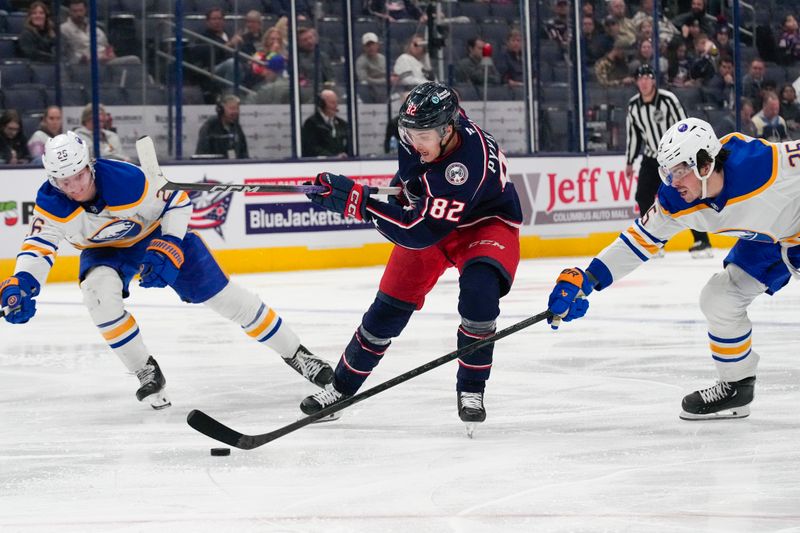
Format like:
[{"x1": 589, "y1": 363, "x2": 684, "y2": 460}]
[
  {"x1": 0, "y1": 131, "x2": 333, "y2": 408},
  {"x1": 545, "y1": 118, "x2": 800, "y2": 420}
]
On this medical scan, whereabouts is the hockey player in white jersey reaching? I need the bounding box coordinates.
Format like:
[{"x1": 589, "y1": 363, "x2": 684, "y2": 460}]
[
  {"x1": 545, "y1": 117, "x2": 800, "y2": 420},
  {"x1": 0, "y1": 131, "x2": 333, "y2": 408}
]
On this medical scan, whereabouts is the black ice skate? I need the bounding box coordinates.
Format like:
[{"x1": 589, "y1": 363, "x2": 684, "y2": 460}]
[
  {"x1": 283, "y1": 345, "x2": 334, "y2": 387},
  {"x1": 458, "y1": 391, "x2": 486, "y2": 438},
  {"x1": 300, "y1": 383, "x2": 348, "y2": 422},
  {"x1": 679, "y1": 376, "x2": 755, "y2": 420},
  {"x1": 135, "y1": 356, "x2": 171, "y2": 410},
  {"x1": 689, "y1": 240, "x2": 713, "y2": 259}
]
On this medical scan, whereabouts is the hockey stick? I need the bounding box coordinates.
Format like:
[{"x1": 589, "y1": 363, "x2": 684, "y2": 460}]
[
  {"x1": 187, "y1": 309, "x2": 554, "y2": 449},
  {"x1": 134, "y1": 135, "x2": 403, "y2": 195},
  {"x1": 0, "y1": 305, "x2": 20, "y2": 319},
  {"x1": 159, "y1": 180, "x2": 402, "y2": 196}
]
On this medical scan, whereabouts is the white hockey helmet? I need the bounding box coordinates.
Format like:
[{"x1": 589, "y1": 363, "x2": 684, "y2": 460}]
[
  {"x1": 43, "y1": 131, "x2": 91, "y2": 183},
  {"x1": 656, "y1": 118, "x2": 721, "y2": 194}
]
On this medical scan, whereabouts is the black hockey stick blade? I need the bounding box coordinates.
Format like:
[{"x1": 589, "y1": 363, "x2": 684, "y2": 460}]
[
  {"x1": 159, "y1": 180, "x2": 401, "y2": 196},
  {"x1": 187, "y1": 309, "x2": 553, "y2": 449}
]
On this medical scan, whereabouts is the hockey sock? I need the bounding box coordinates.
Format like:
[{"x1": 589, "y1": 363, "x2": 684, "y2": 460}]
[
  {"x1": 333, "y1": 325, "x2": 390, "y2": 396},
  {"x1": 204, "y1": 281, "x2": 300, "y2": 358},
  {"x1": 456, "y1": 263, "x2": 501, "y2": 392},
  {"x1": 81, "y1": 266, "x2": 149, "y2": 372}
]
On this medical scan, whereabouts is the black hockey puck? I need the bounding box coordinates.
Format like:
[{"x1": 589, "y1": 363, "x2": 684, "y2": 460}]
[{"x1": 210, "y1": 447, "x2": 231, "y2": 456}]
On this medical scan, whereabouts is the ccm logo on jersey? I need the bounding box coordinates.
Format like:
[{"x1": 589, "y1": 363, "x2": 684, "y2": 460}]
[
  {"x1": 89, "y1": 219, "x2": 143, "y2": 243},
  {"x1": 468, "y1": 239, "x2": 505, "y2": 250}
]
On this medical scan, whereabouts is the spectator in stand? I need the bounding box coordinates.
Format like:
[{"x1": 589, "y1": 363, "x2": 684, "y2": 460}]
[
  {"x1": 545, "y1": 0, "x2": 571, "y2": 57},
  {"x1": 301, "y1": 89, "x2": 350, "y2": 158},
  {"x1": 246, "y1": 52, "x2": 291, "y2": 104},
  {"x1": 779, "y1": 83, "x2": 800, "y2": 138},
  {"x1": 356, "y1": 32, "x2": 388, "y2": 85},
  {"x1": 706, "y1": 56, "x2": 735, "y2": 109},
  {"x1": 195, "y1": 94, "x2": 249, "y2": 159},
  {"x1": 60, "y1": 0, "x2": 139, "y2": 65},
  {"x1": 197, "y1": 7, "x2": 231, "y2": 68},
  {"x1": 582, "y1": 1, "x2": 595, "y2": 19},
  {"x1": 607, "y1": 0, "x2": 637, "y2": 52},
  {"x1": 689, "y1": 32, "x2": 719, "y2": 82},
  {"x1": 215, "y1": 10, "x2": 264, "y2": 83},
  {"x1": 742, "y1": 58, "x2": 767, "y2": 109},
  {"x1": 455, "y1": 37, "x2": 501, "y2": 86},
  {"x1": 366, "y1": 0, "x2": 427, "y2": 23},
  {"x1": 629, "y1": 39, "x2": 669, "y2": 81},
  {"x1": 602, "y1": 16, "x2": 622, "y2": 51},
  {"x1": 297, "y1": 27, "x2": 334, "y2": 88},
  {"x1": 777, "y1": 15, "x2": 800, "y2": 66},
  {"x1": 631, "y1": 0, "x2": 680, "y2": 45},
  {"x1": 497, "y1": 28, "x2": 524, "y2": 86},
  {"x1": 719, "y1": 97, "x2": 758, "y2": 136},
  {"x1": 582, "y1": 15, "x2": 611, "y2": 66},
  {"x1": 752, "y1": 91, "x2": 789, "y2": 142},
  {"x1": 393, "y1": 35, "x2": 434, "y2": 88},
  {"x1": 673, "y1": 0, "x2": 715, "y2": 39},
  {"x1": 0, "y1": 110, "x2": 30, "y2": 165},
  {"x1": 18, "y1": 1, "x2": 55, "y2": 62},
  {"x1": 713, "y1": 24, "x2": 732, "y2": 60},
  {"x1": 595, "y1": 45, "x2": 635, "y2": 87},
  {"x1": 666, "y1": 36, "x2": 692, "y2": 87},
  {"x1": 245, "y1": 30, "x2": 288, "y2": 89},
  {"x1": 74, "y1": 104, "x2": 131, "y2": 162},
  {"x1": 27, "y1": 106, "x2": 62, "y2": 164}
]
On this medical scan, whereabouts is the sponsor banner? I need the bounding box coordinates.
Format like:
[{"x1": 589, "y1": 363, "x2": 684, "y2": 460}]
[
  {"x1": 1, "y1": 154, "x2": 636, "y2": 262},
  {"x1": 246, "y1": 203, "x2": 372, "y2": 234}
]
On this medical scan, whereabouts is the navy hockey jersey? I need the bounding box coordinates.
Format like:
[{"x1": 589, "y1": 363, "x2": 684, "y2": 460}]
[{"x1": 364, "y1": 111, "x2": 523, "y2": 249}]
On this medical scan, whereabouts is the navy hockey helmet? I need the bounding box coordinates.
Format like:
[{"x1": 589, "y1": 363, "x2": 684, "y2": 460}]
[{"x1": 398, "y1": 82, "x2": 460, "y2": 135}]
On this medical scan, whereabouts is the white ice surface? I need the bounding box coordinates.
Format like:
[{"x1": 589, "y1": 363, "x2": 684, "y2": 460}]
[{"x1": 2, "y1": 253, "x2": 800, "y2": 532}]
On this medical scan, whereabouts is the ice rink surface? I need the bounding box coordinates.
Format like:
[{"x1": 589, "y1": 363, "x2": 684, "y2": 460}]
[{"x1": 2, "y1": 252, "x2": 800, "y2": 533}]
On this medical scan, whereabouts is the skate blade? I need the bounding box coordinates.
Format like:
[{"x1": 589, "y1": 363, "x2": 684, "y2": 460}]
[
  {"x1": 310, "y1": 412, "x2": 342, "y2": 424},
  {"x1": 464, "y1": 422, "x2": 479, "y2": 438},
  {"x1": 679, "y1": 405, "x2": 750, "y2": 420},
  {"x1": 142, "y1": 390, "x2": 171, "y2": 410}
]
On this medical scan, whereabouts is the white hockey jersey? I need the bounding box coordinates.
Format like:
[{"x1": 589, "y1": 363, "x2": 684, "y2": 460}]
[
  {"x1": 15, "y1": 158, "x2": 191, "y2": 288},
  {"x1": 587, "y1": 134, "x2": 800, "y2": 289}
]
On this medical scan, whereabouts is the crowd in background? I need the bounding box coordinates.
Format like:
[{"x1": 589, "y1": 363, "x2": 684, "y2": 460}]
[{"x1": 1, "y1": 0, "x2": 799, "y2": 164}]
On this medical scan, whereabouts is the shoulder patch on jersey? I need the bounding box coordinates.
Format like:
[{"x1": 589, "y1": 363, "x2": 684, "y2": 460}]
[
  {"x1": 94, "y1": 159, "x2": 147, "y2": 211},
  {"x1": 34, "y1": 182, "x2": 82, "y2": 221},
  {"x1": 445, "y1": 162, "x2": 469, "y2": 186}
]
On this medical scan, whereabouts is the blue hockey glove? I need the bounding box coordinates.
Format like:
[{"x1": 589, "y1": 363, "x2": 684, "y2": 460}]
[
  {"x1": 1, "y1": 272, "x2": 40, "y2": 324},
  {"x1": 547, "y1": 267, "x2": 594, "y2": 330},
  {"x1": 139, "y1": 235, "x2": 184, "y2": 288},
  {"x1": 306, "y1": 172, "x2": 371, "y2": 221}
]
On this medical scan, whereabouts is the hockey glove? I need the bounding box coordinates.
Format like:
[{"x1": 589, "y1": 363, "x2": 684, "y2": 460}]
[
  {"x1": 1, "y1": 272, "x2": 40, "y2": 324},
  {"x1": 306, "y1": 172, "x2": 371, "y2": 221},
  {"x1": 547, "y1": 267, "x2": 594, "y2": 330},
  {"x1": 139, "y1": 235, "x2": 184, "y2": 289}
]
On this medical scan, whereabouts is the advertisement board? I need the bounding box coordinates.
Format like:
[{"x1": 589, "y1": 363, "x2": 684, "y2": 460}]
[{"x1": 0, "y1": 153, "x2": 694, "y2": 281}]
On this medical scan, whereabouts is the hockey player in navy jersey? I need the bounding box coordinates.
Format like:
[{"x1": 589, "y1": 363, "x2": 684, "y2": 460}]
[
  {"x1": 302, "y1": 82, "x2": 523, "y2": 433},
  {"x1": 0, "y1": 131, "x2": 333, "y2": 409},
  {"x1": 545, "y1": 117, "x2": 800, "y2": 420}
]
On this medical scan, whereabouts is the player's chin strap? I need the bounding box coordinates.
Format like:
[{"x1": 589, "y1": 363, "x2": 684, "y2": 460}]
[{"x1": 699, "y1": 163, "x2": 714, "y2": 199}]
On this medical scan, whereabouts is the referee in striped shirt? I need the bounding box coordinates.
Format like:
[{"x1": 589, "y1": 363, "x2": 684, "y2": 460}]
[{"x1": 625, "y1": 64, "x2": 711, "y2": 256}]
